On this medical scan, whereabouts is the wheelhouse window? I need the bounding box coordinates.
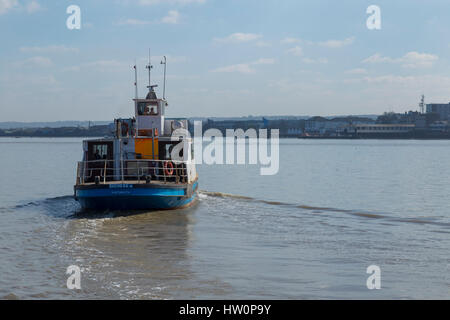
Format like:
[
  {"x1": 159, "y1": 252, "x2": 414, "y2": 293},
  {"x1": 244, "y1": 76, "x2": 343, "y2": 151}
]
[
  {"x1": 92, "y1": 144, "x2": 108, "y2": 159},
  {"x1": 137, "y1": 102, "x2": 158, "y2": 116},
  {"x1": 84, "y1": 141, "x2": 114, "y2": 182},
  {"x1": 88, "y1": 141, "x2": 113, "y2": 161}
]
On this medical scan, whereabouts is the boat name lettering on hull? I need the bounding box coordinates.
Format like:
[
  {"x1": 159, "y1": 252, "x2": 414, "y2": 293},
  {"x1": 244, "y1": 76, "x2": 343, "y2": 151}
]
[{"x1": 109, "y1": 184, "x2": 133, "y2": 189}]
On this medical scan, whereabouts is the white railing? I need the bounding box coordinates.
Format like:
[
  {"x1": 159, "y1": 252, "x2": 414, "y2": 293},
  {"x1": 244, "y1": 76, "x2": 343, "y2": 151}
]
[{"x1": 76, "y1": 159, "x2": 188, "y2": 185}]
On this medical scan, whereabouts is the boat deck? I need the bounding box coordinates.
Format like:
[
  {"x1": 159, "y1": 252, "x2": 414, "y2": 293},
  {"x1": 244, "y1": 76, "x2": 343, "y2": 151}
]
[{"x1": 78, "y1": 179, "x2": 189, "y2": 186}]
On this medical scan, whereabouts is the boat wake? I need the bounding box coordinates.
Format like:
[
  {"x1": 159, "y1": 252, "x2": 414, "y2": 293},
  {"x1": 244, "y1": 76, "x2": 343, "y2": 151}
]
[
  {"x1": 0, "y1": 194, "x2": 198, "y2": 219},
  {"x1": 0, "y1": 195, "x2": 79, "y2": 218},
  {"x1": 2, "y1": 191, "x2": 449, "y2": 228},
  {"x1": 199, "y1": 190, "x2": 450, "y2": 228}
]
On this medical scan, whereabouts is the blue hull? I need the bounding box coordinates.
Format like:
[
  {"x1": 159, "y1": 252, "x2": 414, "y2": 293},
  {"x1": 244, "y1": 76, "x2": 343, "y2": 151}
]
[{"x1": 74, "y1": 181, "x2": 198, "y2": 210}]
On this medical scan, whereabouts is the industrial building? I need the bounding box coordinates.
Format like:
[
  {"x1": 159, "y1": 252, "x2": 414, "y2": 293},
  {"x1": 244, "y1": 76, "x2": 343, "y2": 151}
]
[{"x1": 426, "y1": 103, "x2": 450, "y2": 120}]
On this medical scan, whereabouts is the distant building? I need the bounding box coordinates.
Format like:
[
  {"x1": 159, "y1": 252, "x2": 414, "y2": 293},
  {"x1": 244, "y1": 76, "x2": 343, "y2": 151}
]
[
  {"x1": 376, "y1": 110, "x2": 442, "y2": 130},
  {"x1": 353, "y1": 124, "x2": 415, "y2": 134},
  {"x1": 414, "y1": 114, "x2": 427, "y2": 129},
  {"x1": 426, "y1": 103, "x2": 450, "y2": 120},
  {"x1": 429, "y1": 121, "x2": 448, "y2": 132},
  {"x1": 305, "y1": 116, "x2": 374, "y2": 136},
  {"x1": 201, "y1": 119, "x2": 264, "y2": 133},
  {"x1": 192, "y1": 118, "x2": 305, "y2": 137},
  {"x1": 286, "y1": 128, "x2": 303, "y2": 136},
  {"x1": 376, "y1": 111, "x2": 421, "y2": 124},
  {"x1": 305, "y1": 117, "x2": 347, "y2": 135}
]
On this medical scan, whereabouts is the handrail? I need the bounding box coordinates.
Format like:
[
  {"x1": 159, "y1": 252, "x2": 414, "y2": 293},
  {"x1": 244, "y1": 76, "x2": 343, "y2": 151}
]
[{"x1": 76, "y1": 159, "x2": 189, "y2": 185}]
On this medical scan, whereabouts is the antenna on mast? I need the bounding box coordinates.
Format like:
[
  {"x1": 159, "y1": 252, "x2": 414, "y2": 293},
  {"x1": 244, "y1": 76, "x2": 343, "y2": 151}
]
[
  {"x1": 133, "y1": 60, "x2": 138, "y2": 99},
  {"x1": 146, "y1": 49, "x2": 153, "y2": 90},
  {"x1": 145, "y1": 49, "x2": 158, "y2": 99},
  {"x1": 419, "y1": 94, "x2": 425, "y2": 114},
  {"x1": 161, "y1": 55, "x2": 167, "y2": 100},
  {"x1": 133, "y1": 60, "x2": 139, "y2": 136}
]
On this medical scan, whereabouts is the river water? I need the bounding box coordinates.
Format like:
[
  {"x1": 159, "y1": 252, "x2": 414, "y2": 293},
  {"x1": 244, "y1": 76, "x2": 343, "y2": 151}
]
[{"x1": 0, "y1": 138, "x2": 449, "y2": 299}]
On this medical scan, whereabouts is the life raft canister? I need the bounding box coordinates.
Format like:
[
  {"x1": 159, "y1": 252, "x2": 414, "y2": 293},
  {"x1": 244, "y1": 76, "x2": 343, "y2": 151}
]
[{"x1": 163, "y1": 161, "x2": 174, "y2": 176}]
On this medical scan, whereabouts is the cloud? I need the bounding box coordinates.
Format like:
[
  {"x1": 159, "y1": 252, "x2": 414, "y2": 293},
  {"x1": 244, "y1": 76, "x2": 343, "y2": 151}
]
[
  {"x1": 26, "y1": 0, "x2": 40, "y2": 13},
  {"x1": 84, "y1": 60, "x2": 128, "y2": 69},
  {"x1": 0, "y1": 0, "x2": 18, "y2": 14},
  {"x1": 282, "y1": 36, "x2": 354, "y2": 48},
  {"x1": 268, "y1": 78, "x2": 335, "y2": 96},
  {"x1": 117, "y1": 18, "x2": 153, "y2": 25},
  {"x1": 255, "y1": 40, "x2": 271, "y2": 47},
  {"x1": 20, "y1": 45, "x2": 79, "y2": 53},
  {"x1": 343, "y1": 74, "x2": 450, "y2": 98},
  {"x1": 213, "y1": 33, "x2": 262, "y2": 44},
  {"x1": 351, "y1": 74, "x2": 450, "y2": 94},
  {"x1": 136, "y1": 54, "x2": 188, "y2": 65},
  {"x1": 118, "y1": 10, "x2": 180, "y2": 25},
  {"x1": 60, "y1": 59, "x2": 129, "y2": 72},
  {"x1": 61, "y1": 61, "x2": 128, "y2": 73},
  {"x1": 138, "y1": 0, "x2": 205, "y2": 5},
  {"x1": 62, "y1": 55, "x2": 188, "y2": 73},
  {"x1": 340, "y1": 74, "x2": 450, "y2": 114},
  {"x1": 401, "y1": 51, "x2": 438, "y2": 68},
  {"x1": 14, "y1": 56, "x2": 53, "y2": 67},
  {"x1": 145, "y1": 54, "x2": 187, "y2": 64},
  {"x1": 0, "y1": 74, "x2": 58, "y2": 86},
  {"x1": 0, "y1": 0, "x2": 42, "y2": 15},
  {"x1": 362, "y1": 53, "x2": 395, "y2": 64},
  {"x1": 156, "y1": 55, "x2": 187, "y2": 63},
  {"x1": 211, "y1": 63, "x2": 255, "y2": 74},
  {"x1": 286, "y1": 46, "x2": 303, "y2": 56},
  {"x1": 302, "y1": 57, "x2": 328, "y2": 64},
  {"x1": 61, "y1": 66, "x2": 81, "y2": 72},
  {"x1": 161, "y1": 10, "x2": 179, "y2": 24},
  {"x1": 285, "y1": 46, "x2": 327, "y2": 63},
  {"x1": 345, "y1": 68, "x2": 367, "y2": 75},
  {"x1": 363, "y1": 52, "x2": 438, "y2": 68},
  {"x1": 319, "y1": 37, "x2": 355, "y2": 48},
  {"x1": 211, "y1": 58, "x2": 275, "y2": 74},
  {"x1": 361, "y1": 75, "x2": 416, "y2": 84},
  {"x1": 281, "y1": 37, "x2": 301, "y2": 44},
  {"x1": 252, "y1": 58, "x2": 275, "y2": 65}
]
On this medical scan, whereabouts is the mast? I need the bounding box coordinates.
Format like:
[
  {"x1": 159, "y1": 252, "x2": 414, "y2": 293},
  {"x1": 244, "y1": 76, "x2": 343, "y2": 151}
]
[
  {"x1": 147, "y1": 49, "x2": 156, "y2": 159},
  {"x1": 419, "y1": 94, "x2": 425, "y2": 114},
  {"x1": 161, "y1": 55, "x2": 167, "y2": 100},
  {"x1": 134, "y1": 61, "x2": 138, "y2": 99},
  {"x1": 146, "y1": 49, "x2": 153, "y2": 91},
  {"x1": 134, "y1": 61, "x2": 139, "y2": 137}
]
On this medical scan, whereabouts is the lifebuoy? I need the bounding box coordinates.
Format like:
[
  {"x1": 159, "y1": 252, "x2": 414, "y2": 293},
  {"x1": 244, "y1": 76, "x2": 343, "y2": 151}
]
[{"x1": 163, "y1": 161, "x2": 174, "y2": 176}]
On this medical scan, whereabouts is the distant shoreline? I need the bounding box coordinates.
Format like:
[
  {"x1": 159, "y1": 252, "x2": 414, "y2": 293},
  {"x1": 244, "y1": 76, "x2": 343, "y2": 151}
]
[
  {"x1": 2, "y1": 121, "x2": 450, "y2": 140},
  {"x1": 0, "y1": 125, "x2": 110, "y2": 138},
  {"x1": 3, "y1": 135, "x2": 450, "y2": 140}
]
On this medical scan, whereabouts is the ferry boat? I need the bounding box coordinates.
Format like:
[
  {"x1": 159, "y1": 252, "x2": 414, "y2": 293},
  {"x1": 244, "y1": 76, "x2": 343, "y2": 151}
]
[{"x1": 74, "y1": 56, "x2": 198, "y2": 210}]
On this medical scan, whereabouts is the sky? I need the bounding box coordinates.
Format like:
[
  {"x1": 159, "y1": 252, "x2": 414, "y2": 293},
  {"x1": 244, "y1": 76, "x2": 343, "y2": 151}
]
[{"x1": 1, "y1": 0, "x2": 450, "y2": 121}]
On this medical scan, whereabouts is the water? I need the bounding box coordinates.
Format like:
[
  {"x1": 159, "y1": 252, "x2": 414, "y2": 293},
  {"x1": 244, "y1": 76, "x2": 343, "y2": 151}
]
[{"x1": 0, "y1": 137, "x2": 449, "y2": 299}]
